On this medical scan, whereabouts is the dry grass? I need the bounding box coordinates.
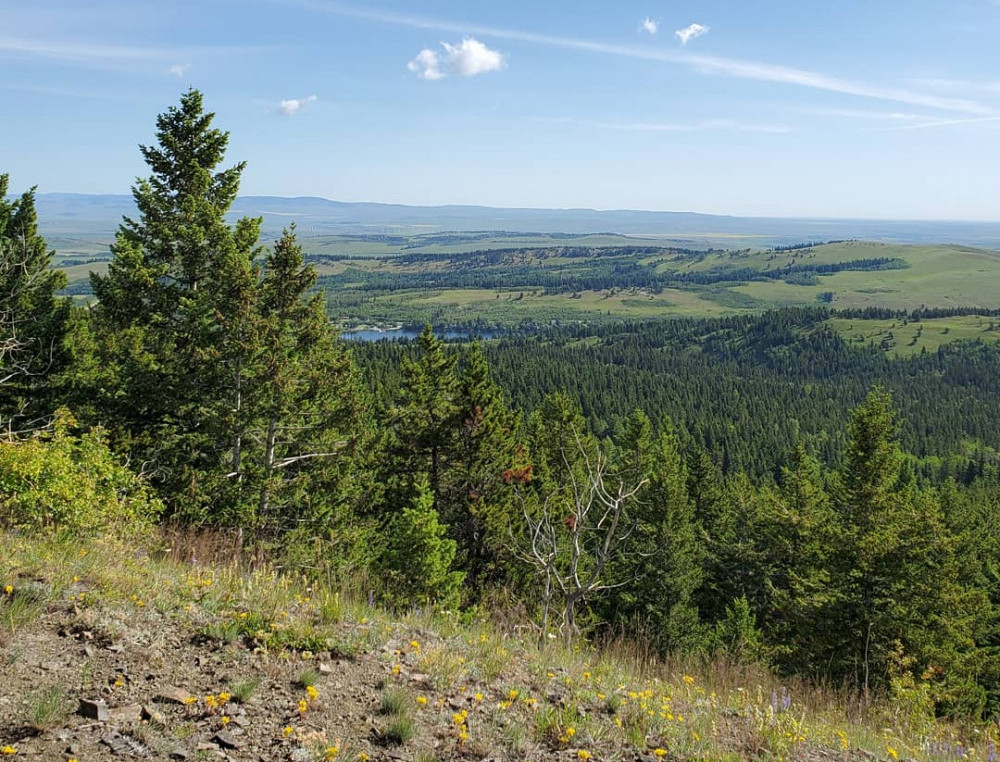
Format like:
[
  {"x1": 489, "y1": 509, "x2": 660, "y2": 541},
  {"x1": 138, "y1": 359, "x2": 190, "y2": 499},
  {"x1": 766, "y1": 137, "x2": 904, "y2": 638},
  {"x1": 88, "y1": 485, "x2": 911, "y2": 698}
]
[{"x1": 2, "y1": 529, "x2": 998, "y2": 762}]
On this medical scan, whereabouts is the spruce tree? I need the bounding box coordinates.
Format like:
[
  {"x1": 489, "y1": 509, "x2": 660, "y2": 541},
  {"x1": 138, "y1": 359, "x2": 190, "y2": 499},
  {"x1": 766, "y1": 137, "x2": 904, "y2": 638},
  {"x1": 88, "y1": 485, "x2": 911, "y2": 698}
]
[
  {"x1": 89, "y1": 90, "x2": 263, "y2": 519},
  {"x1": 0, "y1": 175, "x2": 70, "y2": 433}
]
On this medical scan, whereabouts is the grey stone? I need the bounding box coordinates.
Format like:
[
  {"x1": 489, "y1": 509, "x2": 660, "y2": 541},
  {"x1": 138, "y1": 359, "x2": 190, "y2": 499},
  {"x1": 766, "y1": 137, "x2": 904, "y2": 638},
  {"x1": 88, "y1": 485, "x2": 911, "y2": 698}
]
[{"x1": 78, "y1": 698, "x2": 110, "y2": 721}]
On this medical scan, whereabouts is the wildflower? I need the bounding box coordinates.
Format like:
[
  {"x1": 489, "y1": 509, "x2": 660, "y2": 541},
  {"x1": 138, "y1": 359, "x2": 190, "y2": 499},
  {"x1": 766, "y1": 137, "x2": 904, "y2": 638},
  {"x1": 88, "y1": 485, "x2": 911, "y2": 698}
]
[
  {"x1": 205, "y1": 695, "x2": 218, "y2": 709},
  {"x1": 887, "y1": 747, "x2": 898, "y2": 760},
  {"x1": 3, "y1": 586, "x2": 12, "y2": 595},
  {"x1": 474, "y1": 692, "x2": 483, "y2": 702},
  {"x1": 508, "y1": 689, "x2": 519, "y2": 701},
  {"x1": 410, "y1": 640, "x2": 420, "y2": 650},
  {"x1": 357, "y1": 754, "x2": 369, "y2": 762},
  {"x1": 583, "y1": 671, "x2": 591, "y2": 680},
  {"x1": 391, "y1": 664, "x2": 401, "y2": 675},
  {"x1": 306, "y1": 685, "x2": 319, "y2": 701},
  {"x1": 565, "y1": 727, "x2": 576, "y2": 738},
  {"x1": 0, "y1": 747, "x2": 15, "y2": 756},
  {"x1": 682, "y1": 675, "x2": 695, "y2": 685},
  {"x1": 283, "y1": 726, "x2": 294, "y2": 738},
  {"x1": 114, "y1": 674, "x2": 125, "y2": 688},
  {"x1": 324, "y1": 746, "x2": 340, "y2": 760},
  {"x1": 577, "y1": 751, "x2": 592, "y2": 760},
  {"x1": 182, "y1": 696, "x2": 198, "y2": 706},
  {"x1": 298, "y1": 699, "x2": 308, "y2": 713},
  {"x1": 220, "y1": 716, "x2": 231, "y2": 726},
  {"x1": 654, "y1": 750, "x2": 668, "y2": 758},
  {"x1": 416, "y1": 696, "x2": 428, "y2": 706},
  {"x1": 218, "y1": 692, "x2": 231, "y2": 704}
]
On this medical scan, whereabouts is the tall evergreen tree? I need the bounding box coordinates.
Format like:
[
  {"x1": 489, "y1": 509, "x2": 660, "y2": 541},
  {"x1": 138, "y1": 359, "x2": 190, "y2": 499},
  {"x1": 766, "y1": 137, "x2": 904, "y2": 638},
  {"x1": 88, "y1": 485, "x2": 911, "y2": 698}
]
[
  {"x1": 0, "y1": 175, "x2": 70, "y2": 433},
  {"x1": 607, "y1": 411, "x2": 704, "y2": 652},
  {"x1": 88, "y1": 90, "x2": 264, "y2": 520}
]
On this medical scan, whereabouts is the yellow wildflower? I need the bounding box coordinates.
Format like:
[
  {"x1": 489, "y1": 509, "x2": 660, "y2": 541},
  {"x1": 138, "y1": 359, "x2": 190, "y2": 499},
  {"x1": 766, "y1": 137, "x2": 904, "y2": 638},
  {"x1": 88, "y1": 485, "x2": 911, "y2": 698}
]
[
  {"x1": 220, "y1": 716, "x2": 230, "y2": 726},
  {"x1": 508, "y1": 689, "x2": 519, "y2": 701},
  {"x1": 887, "y1": 747, "x2": 898, "y2": 760},
  {"x1": 306, "y1": 685, "x2": 319, "y2": 701},
  {"x1": 357, "y1": 754, "x2": 369, "y2": 762},
  {"x1": 474, "y1": 692, "x2": 483, "y2": 702},
  {"x1": 298, "y1": 699, "x2": 308, "y2": 713},
  {"x1": 324, "y1": 746, "x2": 340, "y2": 760},
  {"x1": 682, "y1": 675, "x2": 695, "y2": 685},
  {"x1": 0, "y1": 747, "x2": 15, "y2": 756},
  {"x1": 218, "y1": 692, "x2": 231, "y2": 704},
  {"x1": 577, "y1": 751, "x2": 592, "y2": 761},
  {"x1": 416, "y1": 696, "x2": 428, "y2": 706},
  {"x1": 409, "y1": 640, "x2": 420, "y2": 650},
  {"x1": 182, "y1": 696, "x2": 198, "y2": 706},
  {"x1": 205, "y1": 695, "x2": 218, "y2": 709},
  {"x1": 283, "y1": 726, "x2": 294, "y2": 738},
  {"x1": 565, "y1": 727, "x2": 576, "y2": 738},
  {"x1": 4, "y1": 585, "x2": 13, "y2": 595},
  {"x1": 653, "y1": 750, "x2": 668, "y2": 758}
]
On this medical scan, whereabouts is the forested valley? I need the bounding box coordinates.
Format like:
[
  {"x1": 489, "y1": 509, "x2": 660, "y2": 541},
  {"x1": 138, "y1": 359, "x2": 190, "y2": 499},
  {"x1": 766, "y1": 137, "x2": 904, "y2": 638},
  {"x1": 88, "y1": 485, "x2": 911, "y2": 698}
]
[{"x1": 5, "y1": 89, "x2": 1000, "y2": 737}]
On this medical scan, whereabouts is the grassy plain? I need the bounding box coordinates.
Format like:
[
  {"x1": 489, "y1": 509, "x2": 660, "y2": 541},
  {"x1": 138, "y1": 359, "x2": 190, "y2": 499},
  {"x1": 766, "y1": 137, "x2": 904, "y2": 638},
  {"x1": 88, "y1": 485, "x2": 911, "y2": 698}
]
[{"x1": 828, "y1": 314, "x2": 1000, "y2": 357}]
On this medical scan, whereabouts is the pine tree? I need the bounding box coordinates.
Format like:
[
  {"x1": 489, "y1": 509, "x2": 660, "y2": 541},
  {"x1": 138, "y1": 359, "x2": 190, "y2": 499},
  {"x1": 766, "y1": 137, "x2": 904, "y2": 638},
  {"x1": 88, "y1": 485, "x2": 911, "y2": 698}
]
[
  {"x1": 89, "y1": 90, "x2": 263, "y2": 519},
  {"x1": 388, "y1": 325, "x2": 460, "y2": 509},
  {"x1": 607, "y1": 412, "x2": 704, "y2": 653},
  {"x1": 383, "y1": 472, "x2": 465, "y2": 608},
  {"x1": 249, "y1": 225, "x2": 366, "y2": 535},
  {"x1": 449, "y1": 342, "x2": 522, "y2": 588},
  {"x1": 0, "y1": 175, "x2": 70, "y2": 433}
]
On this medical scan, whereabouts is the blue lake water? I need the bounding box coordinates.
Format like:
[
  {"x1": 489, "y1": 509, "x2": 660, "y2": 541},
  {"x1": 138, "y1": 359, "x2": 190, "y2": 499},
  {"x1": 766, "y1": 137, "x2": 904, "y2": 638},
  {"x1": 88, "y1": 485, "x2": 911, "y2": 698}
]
[{"x1": 341, "y1": 327, "x2": 496, "y2": 342}]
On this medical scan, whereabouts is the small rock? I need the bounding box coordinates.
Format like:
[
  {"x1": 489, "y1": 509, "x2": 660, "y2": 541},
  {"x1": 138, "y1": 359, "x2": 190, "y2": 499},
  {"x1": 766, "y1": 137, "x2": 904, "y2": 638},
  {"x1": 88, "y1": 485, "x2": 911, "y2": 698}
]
[
  {"x1": 155, "y1": 686, "x2": 196, "y2": 705},
  {"x1": 169, "y1": 749, "x2": 191, "y2": 760},
  {"x1": 79, "y1": 698, "x2": 110, "y2": 721},
  {"x1": 41, "y1": 660, "x2": 61, "y2": 671},
  {"x1": 213, "y1": 731, "x2": 240, "y2": 750},
  {"x1": 318, "y1": 663, "x2": 333, "y2": 674},
  {"x1": 197, "y1": 742, "x2": 219, "y2": 751},
  {"x1": 109, "y1": 703, "x2": 143, "y2": 723},
  {"x1": 107, "y1": 643, "x2": 126, "y2": 653}
]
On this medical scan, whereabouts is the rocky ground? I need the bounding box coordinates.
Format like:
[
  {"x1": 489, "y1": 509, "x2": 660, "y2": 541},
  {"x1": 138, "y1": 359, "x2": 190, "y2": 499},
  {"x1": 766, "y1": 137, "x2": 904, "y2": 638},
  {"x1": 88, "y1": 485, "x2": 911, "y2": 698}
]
[{"x1": 0, "y1": 537, "x2": 938, "y2": 762}]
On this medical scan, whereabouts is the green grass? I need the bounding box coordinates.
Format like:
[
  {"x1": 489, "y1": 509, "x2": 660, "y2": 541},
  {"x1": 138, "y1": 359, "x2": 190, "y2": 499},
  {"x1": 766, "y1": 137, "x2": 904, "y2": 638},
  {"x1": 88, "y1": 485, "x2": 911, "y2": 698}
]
[
  {"x1": 61, "y1": 239, "x2": 1000, "y2": 327},
  {"x1": 827, "y1": 314, "x2": 1000, "y2": 357}
]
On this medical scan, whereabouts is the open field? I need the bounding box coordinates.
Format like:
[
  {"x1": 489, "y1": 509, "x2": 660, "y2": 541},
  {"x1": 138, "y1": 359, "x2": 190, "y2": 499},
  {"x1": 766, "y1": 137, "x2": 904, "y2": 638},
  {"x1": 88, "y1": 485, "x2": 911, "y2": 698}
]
[{"x1": 828, "y1": 314, "x2": 1000, "y2": 357}]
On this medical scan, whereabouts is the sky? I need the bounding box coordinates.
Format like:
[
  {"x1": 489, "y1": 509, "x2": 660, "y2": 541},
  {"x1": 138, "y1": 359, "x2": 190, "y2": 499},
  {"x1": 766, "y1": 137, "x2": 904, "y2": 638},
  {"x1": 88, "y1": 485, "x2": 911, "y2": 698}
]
[{"x1": 3, "y1": 1, "x2": 1000, "y2": 220}]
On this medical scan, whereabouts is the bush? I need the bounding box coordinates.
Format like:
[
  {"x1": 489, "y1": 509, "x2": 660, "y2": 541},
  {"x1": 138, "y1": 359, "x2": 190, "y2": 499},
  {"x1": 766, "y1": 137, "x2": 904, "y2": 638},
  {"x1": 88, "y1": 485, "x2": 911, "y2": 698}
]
[{"x1": 0, "y1": 412, "x2": 161, "y2": 534}]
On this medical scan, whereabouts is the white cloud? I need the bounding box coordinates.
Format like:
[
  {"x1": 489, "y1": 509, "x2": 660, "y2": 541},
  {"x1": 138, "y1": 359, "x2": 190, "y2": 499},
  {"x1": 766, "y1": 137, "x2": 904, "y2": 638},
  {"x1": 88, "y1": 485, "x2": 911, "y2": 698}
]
[
  {"x1": 273, "y1": 0, "x2": 994, "y2": 115},
  {"x1": 278, "y1": 94, "x2": 317, "y2": 115},
  {"x1": 641, "y1": 18, "x2": 658, "y2": 35},
  {"x1": 408, "y1": 37, "x2": 505, "y2": 80},
  {"x1": 597, "y1": 119, "x2": 791, "y2": 134},
  {"x1": 676, "y1": 23, "x2": 710, "y2": 45},
  {"x1": 168, "y1": 63, "x2": 191, "y2": 77}
]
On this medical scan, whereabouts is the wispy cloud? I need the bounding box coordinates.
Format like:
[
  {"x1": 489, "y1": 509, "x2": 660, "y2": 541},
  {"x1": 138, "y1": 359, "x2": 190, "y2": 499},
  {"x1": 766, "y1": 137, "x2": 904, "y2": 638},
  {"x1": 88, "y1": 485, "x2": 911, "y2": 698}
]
[
  {"x1": 800, "y1": 107, "x2": 939, "y2": 122},
  {"x1": 868, "y1": 115, "x2": 1000, "y2": 131},
  {"x1": 535, "y1": 116, "x2": 791, "y2": 134},
  {"x1": 260, "y1": 0, "x2": 995, "y2": 115},
  {"x1": 0, "y1": 36, "x2": 266, "y2": 64},
  {"x1": 597, "y1": 119, "x2": 790, "y2": 134},
  {"x1": 278, "y1": 94, "x2": 317, "y2": 115},
  {"x1": 675, "y1": 23, "x2": 710, "y2": 45},
  {"x1": 640, "y1": 18, "x2": 659, "y2": 35},
  {"x1": 915, "y1": 77, "x2": 1000, "y2": 95},
  {"x1": 168, "y1": 63, "x2": 191, "y2": 77},
  {"x1": 408, "y1": 37, "x2": 505, "y2": 80}
]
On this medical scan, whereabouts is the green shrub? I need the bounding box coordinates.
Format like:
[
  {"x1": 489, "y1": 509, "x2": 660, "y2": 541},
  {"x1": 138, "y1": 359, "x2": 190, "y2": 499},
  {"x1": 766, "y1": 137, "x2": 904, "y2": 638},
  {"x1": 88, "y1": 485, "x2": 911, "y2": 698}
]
[{"x1": 0, "y1": 412, "x2": 161, "y2": 534}]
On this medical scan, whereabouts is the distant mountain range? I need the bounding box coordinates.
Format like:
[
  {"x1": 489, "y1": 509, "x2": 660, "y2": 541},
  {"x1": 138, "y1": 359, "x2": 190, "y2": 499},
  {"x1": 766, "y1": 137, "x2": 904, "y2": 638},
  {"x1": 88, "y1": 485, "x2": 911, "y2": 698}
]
[{"x1": 32, "y1": 193, "x2": 1000, "y2": 250}]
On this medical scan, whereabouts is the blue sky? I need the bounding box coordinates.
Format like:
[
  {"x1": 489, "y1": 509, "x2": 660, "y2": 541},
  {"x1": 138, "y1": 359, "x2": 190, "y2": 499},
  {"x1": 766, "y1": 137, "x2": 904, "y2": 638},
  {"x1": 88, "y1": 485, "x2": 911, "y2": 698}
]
[{"x1": 4, "y1": 0, "x2": 1000, "y2": 219}]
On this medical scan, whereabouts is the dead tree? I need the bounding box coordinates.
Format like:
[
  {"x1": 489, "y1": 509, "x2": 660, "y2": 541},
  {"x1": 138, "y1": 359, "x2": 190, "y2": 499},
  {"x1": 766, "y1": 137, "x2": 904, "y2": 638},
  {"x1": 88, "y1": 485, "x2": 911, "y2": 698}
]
[{"x1": 512, "y1": 431, "x2": 647, "y2": 645}]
